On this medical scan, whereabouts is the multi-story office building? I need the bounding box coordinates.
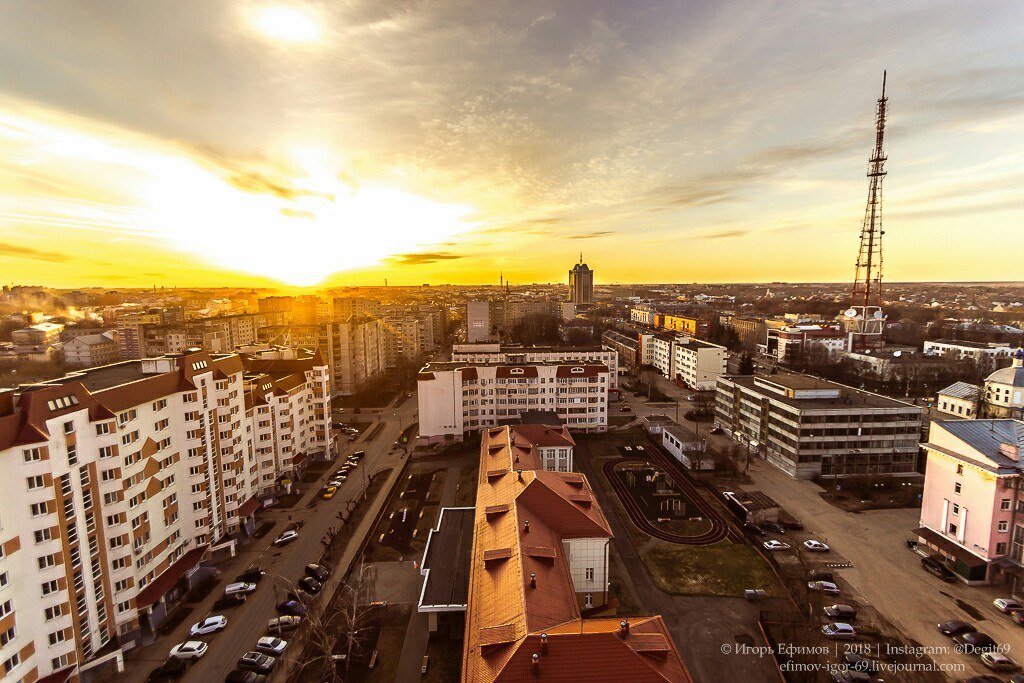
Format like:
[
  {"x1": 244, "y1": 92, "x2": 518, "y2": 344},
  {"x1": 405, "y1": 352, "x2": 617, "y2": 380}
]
[
  {"x1": 916, "y1": 419, "x2": 1024, "y2": 585},
  {"x1": 116, "y1": 310, "x2": 166, "y2": 360},
  {"x1": 661, "y1": 314, "x2": 711, "y2": 339},
  {"x1": 0, "y1": 349, "x2": 332, "y2": 681},
  {"x1": 452, "y1": 343, "x2": 618, "y2": 387},
  {"x1": 460, "y1": 426, "x2": 690, "y2": 682},
  {"x1": 923, "y1": 339, "x2": 1013, "y2": 364},
  {"x1": 763, "y1": 325, "x2": 846, "y2": 364},
  {"x1": 568, "y1": 255, "x2": 594, "y2": 305},
  {"x1": 720, "y1": 314, "x2": 765, "y2": 348},
  {"x1": 11, "y1": 323, "x2": 64, "y2": 350},
  {"x1": 417, "y1": 361, "x2": 610, "y2": 444},
  {"x1": 601, "y1": 329, "x2": 640, "y2": 370},
  {"x1": 465, "y1": 300, "x2": 492, "y2": 343},
  {"x1": 64, "y1": 333, "x2": 118, "y2": 369},
  {"x1": 714, "y1": 373, "x2": 923, "y2": 479}
]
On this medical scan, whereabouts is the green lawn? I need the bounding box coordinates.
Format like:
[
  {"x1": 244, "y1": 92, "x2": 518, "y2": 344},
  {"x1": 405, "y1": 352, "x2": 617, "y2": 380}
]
[{"x1": 644, "y1": 540, "x2": 778, "y2": 597}]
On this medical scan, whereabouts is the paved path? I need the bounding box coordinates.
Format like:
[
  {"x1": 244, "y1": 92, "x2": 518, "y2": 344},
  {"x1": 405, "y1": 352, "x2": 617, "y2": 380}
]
[
  {"x1": 744, "y1": 454, "x2": 1024, "y2": 680},
  {"x1": 114, "y1": 395, "x2": 417, "y2": 683}
]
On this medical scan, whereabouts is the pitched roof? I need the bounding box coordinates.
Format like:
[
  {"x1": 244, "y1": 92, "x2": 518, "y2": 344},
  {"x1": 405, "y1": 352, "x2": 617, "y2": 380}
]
[{"x1": 938, "y1": 381, "x2": 981, "y2": 401}]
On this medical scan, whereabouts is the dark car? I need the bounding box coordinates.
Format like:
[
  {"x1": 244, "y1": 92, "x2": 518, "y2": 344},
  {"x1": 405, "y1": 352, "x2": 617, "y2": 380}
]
[
  {"x1": 762, "y1": 521, "x2": 786, "y2": 534},
  {"x1": 287, "y1": 589, "x2": 315, "y2": 604},
  {"x1": 743, "y1": 522, "x2": 766, "y2": 536},
  {"x1": 276, "y1": 600, "x2": 306, "y2": 617},
  {"x1": 709, "y1": 427, "x2": 724, "y2": 435},
  {"x1": 352, "y1": 450, "x2": 366, "y2": 460},
  {"x1": 825, "y1": 604, "x2": 857, "y2": 621},
  {"x1": 238, "y1": 652, "x2": 275, "y2": 674},
  {"x1": 1012, "y1": 610, "x2": 1024, "y2": 625},
  {"x1": 939, "y1": 620, "x2": 977, "y2": 637},
  {"x1": 305, "y1": 564, "x2": 330, "y2": 582},
  {"x1": 843, "y1": 652, "x2": 880, "y2": 675},
  {"x1": 236, "y1": 567, "x2": 265, "y2": 583},
  {"x1": 148, "y1": 658, "x2": 188, "y2": 682},
  {"x1": 224, "y1": 671, "x2": 268, "y2": 683},
  {"x1": 213, "y1": 594, "x2": 247, "y2": 610},
  {"x1": 298, "y1": 577, "x2": 322, "y2": 594},
  {"x1": 953, "y1": 631, "x2": 998, "y2": 654},
  {"x1": 781, "y1": 518, "x2": 805, "y2": 531},
  {"x1": 808, "y1": 569, "x2": 835, "y2": 582},
  {"x1": 922, "y1": 557, "x2": 956, "y2": 582}
]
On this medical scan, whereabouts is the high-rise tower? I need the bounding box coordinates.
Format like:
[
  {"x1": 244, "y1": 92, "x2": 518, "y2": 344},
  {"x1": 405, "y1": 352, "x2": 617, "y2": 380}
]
[
  {"x1": 568, "y1": 253, "x2": 594, "y2": 305},
  {"x1": 842, "y1": 72, "x2": 889, "y2": 352}
]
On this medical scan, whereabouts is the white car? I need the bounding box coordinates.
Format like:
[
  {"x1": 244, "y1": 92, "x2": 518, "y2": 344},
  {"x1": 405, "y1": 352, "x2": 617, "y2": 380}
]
[
  {"x1": 255, "y1": 636, "x2": 289, "y2": 656},
  {"x1": 994, "y1": 598, "x2": 1024, "y2": 613},
  {"x1": 808, "y1": 581, "x2": 841, "y2": 594},
  {"x1": 821, "y1": 622, "x2": 857, "y2": 639},
  {"x1": 803, "y1": 540, "x2": 830, "y2": 552},
  {"x1": 225, "y1": 582, "x2": 257, "y2": 596},
  {"x1": 763, "y1": 540, "x2": 790, "y2": 551},
  {"x1": 189, "y1": 615, "x2": 227, "y2": 636},
  {"x1": 273, "y1": 530, "x2": 299, "y2": 546},
  {"x1": 169, "y1": 640, "x2": 208, "y2": 660}
]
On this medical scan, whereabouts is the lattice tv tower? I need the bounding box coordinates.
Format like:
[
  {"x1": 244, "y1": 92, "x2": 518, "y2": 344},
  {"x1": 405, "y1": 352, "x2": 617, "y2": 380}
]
[{"x1": 842, "y1": 71, "x2": 889, "y2": 352}]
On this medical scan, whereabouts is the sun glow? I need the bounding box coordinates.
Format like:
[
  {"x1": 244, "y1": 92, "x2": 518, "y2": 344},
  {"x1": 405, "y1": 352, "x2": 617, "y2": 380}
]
[{"x1": 249, "y1": 5, "x2": 322, "y2": 43}]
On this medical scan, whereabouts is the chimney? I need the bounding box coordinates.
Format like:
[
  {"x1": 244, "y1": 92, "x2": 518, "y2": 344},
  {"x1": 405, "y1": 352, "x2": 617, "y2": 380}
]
[
  {"x1": 619, "y1": 620, "x2": 629, "y2": 637},
  {"x1": 532, "y1": 653, "x2": 540, "y2": 677},
  {"x1": 540, "y1": 633, "x2": 548, "y2": 655},
  {"x1": 524, "y1": 520, "x2": 530, "y2": 534},
  {"x1": 517, "y1": 468, "x2": 523, "y2": 481},
  {"x1": 530, "y1": 572, "x2": 537, "y2": 588}
]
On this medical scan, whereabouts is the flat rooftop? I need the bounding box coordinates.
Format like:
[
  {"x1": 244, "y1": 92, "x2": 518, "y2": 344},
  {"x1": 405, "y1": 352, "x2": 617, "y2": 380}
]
[
  {"x1": 723, "y1": 374, "x2": 920, "y2": 412},
  {"x1": 419, "y1": 507, "x2": 475, "y2": 611}
]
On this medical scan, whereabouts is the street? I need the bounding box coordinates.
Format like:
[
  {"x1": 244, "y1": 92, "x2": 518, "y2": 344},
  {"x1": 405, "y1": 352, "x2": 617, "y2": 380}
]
[{"x1": 116, "y1": 394, "x2": 418, "y2": 683}]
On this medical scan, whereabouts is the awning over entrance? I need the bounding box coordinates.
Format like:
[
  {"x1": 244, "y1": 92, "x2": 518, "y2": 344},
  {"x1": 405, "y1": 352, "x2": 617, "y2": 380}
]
[
  {"x1": 136, "y1": 545, "x2": 209, "y2": 607},
  {"x1": 913, "y1": 527, "x2": 987, "y2": 568}
]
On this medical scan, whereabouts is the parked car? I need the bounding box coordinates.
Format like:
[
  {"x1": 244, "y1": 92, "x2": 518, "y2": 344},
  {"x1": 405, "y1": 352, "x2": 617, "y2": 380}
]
[
  {"x1": 236, "y1": 567, "x2": 265, "y2": 583},
  {"x1": 995, "y1": 598, "x2": 1024, "y2": 613},
  {"x1": 762, "y1": 521, "x2": 786, "y2": 534},
  {"x1": 147, "y1": 658, "x2": 188, "y2": 682},
  {"x1": 1011, "y1": 610, "x2": 1024, "y2": 625},
  {"x1": 213, "y1": 594, "x2": 247, "y2": 610},
  {"x1": 288, "y1": 589, "x2": 315, "y2": 604},
  {"x1": 255, "y1": 637, "x2": 289, "y2": 656},
  {"x1": 953, "y1": 631, "x2": 999, "y2": 654},
  {"x1": 224, "y1": 670, "x2": 268, "y2": 683},
  {"x1": 267, "y1": 616, "x2": 302, "y2": 633},
  {"x1": 352, "y1": 450, "x2": 366, "y2": 460},
  {"x1": 709, "y1": 427, "x2": 724, "y2": 435},
  {"x1": 298, "y1": 576, "x2": 322, "y2": 594},
  {"x1": 824, "y1": 604, "x2": 857, "y2": 621},
  {"x1": 763, "y1": 540, "x2": 790, "y2": 551},
  {"x1": 781, "y1": 518, "x2": 805, "y2": 531},
  {"x1": 322, "y1": 486, "x2": 337, "y2": 500},
  {"x1": 305, "y1": 564, "x2": 330, "y2": 582},
  {"x1": 189, "y1": 615, "x2": 227, "y2": 636},
  {"x1": 329, "y1": 476, "x2": 347, "y2": 485},
  {"x1": 821, "y1": 622, "x2": 857, "y2": 639},
  {"x1": 276, "y1": 600, "x2": 306, "y2": 617},
  {"x1": 808, "y1": 581, "x2": 841, "y2": 594},
  {"x1": 273, "y1": 530, "x2": 299, "y2": 546},
  {"x1": 225, "y1": 582, "x2": 257, "y2": 596},
  {"x1": 169, "y1": 641, "x2": 208, "y2": 660},
  {"x1": 981, "y1": 652, "x2": 1020, "y2": 672},
  {"x1": 238, "y1": 652, "x2": 275, "y2": 674},
  {"x1": 843, "y1": 652, "x2": 880, "y2": 675},
  {"x1": 803, "y1": 540, "x2": 830, "y2": 552},
  {"x1": 938, "y1": 620, "x2": 977, "y2": 637},
  {"x1": 921, "y1": 556, "x2": 956, "y2": 581},
  {"x1": 743, "y1": 522, "x2": 766, "y2": 536}
]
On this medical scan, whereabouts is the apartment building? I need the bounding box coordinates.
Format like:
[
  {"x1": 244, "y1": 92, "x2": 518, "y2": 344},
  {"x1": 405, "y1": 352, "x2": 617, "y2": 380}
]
[
  {"x1": 64, "y1": 334, "x2": 118, "y2": 369},
  {"x1": 116, "y1": 310, "x2": 165, "y2": 360},
  {"x1": 720, "y1": 314, "x2": 765, "y2": 348},
  {"x1": 715, "y1": 373, "x2": 923, "y2": 479},
  {"x1": 638, "y1": 334, "x2": 727, "y2": 390},
  {"x1": 924, "y1": 339, "x2": 1013, "y2": 363},
  {"x1": 452, "y1": 343, "x2": 618, "y2": 387},
  {"x1": 601, "y1": 329, "x2": 640, "y2": 370},
  {"x1": 465, "y1": 301, "x2": 491, "y2": 343},
  {"x1": 461, "y1": 426, "x2": 691, "y2": 683},
  {"x1": 763, "y1": 325, "x2": 846, "y2": 364},
  {"x1": 0, "y1": 349, "x2": 332, "y2": 682},
  {"x1": 12, "y1": 323, "x2": 64, "y2": 350},
  {"x1": 662, "y1": 313, "x2": 711, "y2": 339},
  {"x1": 380, "y1": 316, "x2": 423, "y2": 368},
  {"x1": 916, "y1": 420, "x2": 1024, "y2": 585},
  {"x1": 417, "y1": 361, "x2": 610, "y2": 444}
]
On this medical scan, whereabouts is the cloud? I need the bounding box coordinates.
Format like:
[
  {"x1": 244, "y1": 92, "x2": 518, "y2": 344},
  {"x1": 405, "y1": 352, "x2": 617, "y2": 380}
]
[
  {"x1": 0, "y1": 241, "x2": 69, "y2": 262},
  {"x1": 698, "y1": 229, "x2": 748, "y2": 240},
  {"x1": 567, "y1": 230, "x2": 613, "y2": 239},
  {"x1": 386, "y1": 251, "x2": 464, "y2": 265},
  {"x1": 227, "y1": 171, "x2": 332, "y2": 201}
]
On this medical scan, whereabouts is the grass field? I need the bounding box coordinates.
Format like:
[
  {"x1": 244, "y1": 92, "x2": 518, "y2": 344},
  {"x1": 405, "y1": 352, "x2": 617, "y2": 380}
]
[{"x1": 644, "y1": 540, "x2": 777, "y2": 597}]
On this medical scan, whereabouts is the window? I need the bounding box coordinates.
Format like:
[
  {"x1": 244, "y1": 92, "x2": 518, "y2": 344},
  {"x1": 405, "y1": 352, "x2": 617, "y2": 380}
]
[
  {"x1": 153, "y1": 399, "x2": 167, "y2": 411},
  {"x1": 3, "y1": 652, "x2": 20, "y2": 674},
  {"x1": 41, "y1": 579, "x2": 59, "y2": 596},
  {"x1": 0, "y1": 600, "x2": 11, "y2": 618},
  {"x1": 34, "y1": 528, "x2": 52, "y2": 543},
  {"x1": 118, "y1": 409, "x2": 137, "y2": 426},
  {"x1": 584, "y1": 593, "x2": 593, "y2": 608},
  {"x1": 99, "y1": 445, "x2": 115, "y2": 459},
  {"x1": 956, "y1": 464, "x2": 964, "y2": 475},
  {"x1": 0, "y1": 625, "x2": 15, "y2": 646},
  {"x1": 51, "y1": 654, "x2": 71, "y2": 670},
  {"x1": 27, "y1": 475, "x2": 45, "y2": 490},
  {"x1": 96, "y1": 422, "x2": 112, "y2": 435},
  {"x1": 62, "y1": 421, "x2": 74, "y2": 434},
  {"x1": 66, "y1": 444, "x2": 77, "y2": 466},
  {"x1": 954, "y1": 482, "x2": 962, "y2": 494},
  {"x1": 999, "y1": 521, "x2": 1009, "y2": 532},
  {"x1": 48, "y1": 630, "x2": 67, "y2": 645},
  {"x1": 952, "y1": 503, "x2": 959, "y2": 515},
  {"x1": 997, "y1": 542, "x2": 1009, "y2": 554},
  {"x1": 585, "y1": 567, "x2": 594, "y2": 581},
  {"x1": 112, "y1": 557, "x2": 128, "y2": 571},
  {"x1": 38, "y1": 554, "x2": 56, "y2": 570},
  {"x1": 117, "y1": 600, "x2": 132, "y2": 613},
  {"x1": 948, "y1": 523, "x2": 958, "y2": 535},
  {"x1": 44, "y1": 605, "x2": 62, "y2": 620},
  {"x1": 23, "y1": 448, "x2": 41, "y2": 463},
  {"x1": 1002, "y1": 499, "x2": 1012, "y2": 511},
  {"x1": 0, "y1": 572, "x2": 7, "y2": 589},
  {"x1": 114, "y1": 579, "x2": 130, "y2": 592},
  {"x1": 30, "y1": 502, "x2": 49, "y2": 516}
]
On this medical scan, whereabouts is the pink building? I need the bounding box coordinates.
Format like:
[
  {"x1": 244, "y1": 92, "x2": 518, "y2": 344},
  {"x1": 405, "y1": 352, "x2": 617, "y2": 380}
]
[{"x1": 917, "y1": 419, "x2": 1024, "y2": 586}]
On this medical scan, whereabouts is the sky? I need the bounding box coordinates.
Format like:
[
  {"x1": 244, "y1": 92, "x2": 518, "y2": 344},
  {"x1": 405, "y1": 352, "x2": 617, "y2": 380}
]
[{"x1": 0, "y1": 0, "x2": 1022, "y2": 289}]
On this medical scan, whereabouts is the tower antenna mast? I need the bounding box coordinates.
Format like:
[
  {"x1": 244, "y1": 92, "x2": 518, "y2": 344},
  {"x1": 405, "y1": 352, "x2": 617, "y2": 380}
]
[{"x1": 851, "y1": 70, "x2": 887, "y2": 310}]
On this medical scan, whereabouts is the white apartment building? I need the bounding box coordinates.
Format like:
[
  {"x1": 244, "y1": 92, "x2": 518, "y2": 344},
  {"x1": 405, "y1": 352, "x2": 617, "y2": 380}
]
[
  {"x1": 638, "y1": 334, "x2": 727, "y2": 390},
  {"x1": 924, "y1": 339, "x2": 1013, "y2": 363},
  {"x1": 64, "y1": 333, "x2": 118, "y2": 368},
  {"x1": 0, "y1": 349, "x2": 332, "y2": 682},
  {"x1": 452, "y1": 343, "x2": 619, "y2": 387},
  {"x1": 416, "y1": 361, "x2": 609, "y2": 444}
]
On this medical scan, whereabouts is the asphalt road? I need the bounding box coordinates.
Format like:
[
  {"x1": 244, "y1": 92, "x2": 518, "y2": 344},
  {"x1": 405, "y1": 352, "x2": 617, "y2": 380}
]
[{"x1": 121, "y1": 395, "x2": 418, "y2": 683}]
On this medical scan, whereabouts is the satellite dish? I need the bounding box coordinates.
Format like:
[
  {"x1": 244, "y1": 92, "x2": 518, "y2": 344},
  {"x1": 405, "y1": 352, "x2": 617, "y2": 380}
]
[
  {"x1": 893, "y1": 350, "x2": 902, "y2": 357},
  {"x1": 845, "y1": 308, "x2": 858, "y2": 318},
  {"x1": 873, "y1": 310, "x2": 884, "y2": 319}
]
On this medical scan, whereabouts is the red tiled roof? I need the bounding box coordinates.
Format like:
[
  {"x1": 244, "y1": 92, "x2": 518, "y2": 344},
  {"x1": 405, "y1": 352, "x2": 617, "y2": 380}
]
[
  {"x1": 511, "y1": 424, "x2": 575, "y2": 449},
  {"x1": 136, "y1": 545, "x2": 208, "y2": 607},
  {"x1": 554, "y1": 363, "x2": 609, "y2": 378},
  {"x1": 36, "y1": 666, "x2": 76, "y2": 683},
  {"x1": 292, "y1": 452, "x2": 307, "y2": 466},
  {"x1": 238, "y1": 496, "x2": 262, "y2": 517}
]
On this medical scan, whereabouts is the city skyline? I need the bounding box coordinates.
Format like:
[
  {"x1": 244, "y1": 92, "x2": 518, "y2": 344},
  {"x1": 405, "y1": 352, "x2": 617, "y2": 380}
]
[{"x1": 1, "y1": 1, "x2": 1023, "y2": 289}]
